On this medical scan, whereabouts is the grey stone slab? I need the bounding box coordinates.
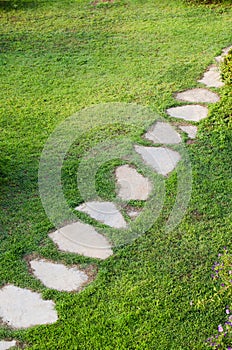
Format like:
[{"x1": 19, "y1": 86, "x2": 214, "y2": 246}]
[
  {"x1": 215, "y1": 45, "x2": 232, "y2": 63},
  {"x1": 166, "y1": 105, "x2": 208, "y2": 122},
  {"x1": 115, "y1": 165, "x2": 152, "y2": 200},
  {"x1": 179, "y1": 125, "x2": 197, "y2": 139},
  {"x1": 198, "y1": 65, "x2": 224, "y2": 88},
  {"x1": 49, "y1": 222, "x2": 113, "y2": 260},
  {"x1": 29, "y1": 259, "x2": 89, "y2": 292},
  {"x1": 0, "y1": 341, "x2": 17, "y2": 350},
  {"x1": 75, "y1": 202, "x2": 127, "y2": 229},
  {"x1": 145, "y1": 122, "x2": 181, "y2": 144},
  {"x1": 127, "y1": 210, "x2": 140, "y2": 219},
  {"x1": 0, "y1": 285, "x2": 58, "y2": 329},
  {"x1": 134, "y1": 146, "x2": 181, "y2": 176},
  {"x1": 175, "y1": 88, "x2": 220, "y2": 103}
]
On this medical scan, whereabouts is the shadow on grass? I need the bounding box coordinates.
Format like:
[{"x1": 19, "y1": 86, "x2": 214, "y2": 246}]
[{"x1": 0, "y1": 0, "x2": 38, "y2": 10}]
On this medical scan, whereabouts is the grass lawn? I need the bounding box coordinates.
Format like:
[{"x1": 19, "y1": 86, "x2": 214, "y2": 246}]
[{"x1": 0, "y1": 0, "x2": 232, "y2": 348}]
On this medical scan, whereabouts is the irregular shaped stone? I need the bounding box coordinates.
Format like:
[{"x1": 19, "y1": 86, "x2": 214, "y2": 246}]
[
  {"x1": 0, "y1": 285, "x2": 58, "y2": 329},
  {"x1": 179, "y1": 125, "x2": 198, "y2": 139},
  {"x1": 198, "y1": 65, "x2": 224, "y2": 88},
  {"x1": 49, "y1": 222, "x2": 113, "y2": 260},
  {"x1": 75, "y1": 202, "x2": 127, "y2": 229},
  {"x1": 115, "y1": 165, "x2": 152, "y2": 200},
  {"x1": 166, "y1": 105, "x2": 208, "y2": 122},
  {"x1": 145, "y1": 122, "x2": 181, "y2": 144},
  {"x1": 215, "y1": 45, "x2": 232, "y2": 63},
  {"x1": 175, "y1": 88, "x2": 220, "y2": 103},
  {"x1": 134, "y1": 146, "x2": 181, "y2": 176},
  {"x1": 127, "y1": 209, "x2": 140, "y2": 219},
  {"x1": 29, "y1": 259, "x2": 89, "y2": 292},
  {"x1": 0, "y1": 340, "x2": 17, "y2": 350}
]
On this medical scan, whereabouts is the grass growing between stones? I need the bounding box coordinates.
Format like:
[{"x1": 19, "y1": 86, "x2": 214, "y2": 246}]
[{"x1": 0, "y1": 0, "x2": 232, "y2": 348}]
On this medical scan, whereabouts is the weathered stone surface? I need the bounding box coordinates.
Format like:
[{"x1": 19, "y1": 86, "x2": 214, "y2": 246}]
[
  {"x1": 0, "y1": 285, "x2": 58, "y2": 329},
  {"x1": 127, "y1": 210, "x2": 140, "y2": 219},
  {"x1": 29, "y1": 259, "x2": 89, "y2": 292},
  {"x1": 166, "y1": 105, "x2": 208, "y2": 122},
  {"x1": 76, "y1": 202, "x2": 127, "y2": 229},
  {"x1": 215, "y1": 45, "x2": 232, "y2": 63},
  {"x1": 145, "y1": 122, "x2": 181, "y2": 144},
  {"x1": 0, "y1": 340, "x2": 17, "y2": 350},
  {"x1": 49, "y1": 222, "x2": 113, "y2": 260},
  {"x1": 134, "y1": 146, "x2": 181, "y2": 176},
  {"x1": 179, "y1": 125, "x2": 197, "y2": 139},
  {"x1": 198, "y1": 65, "x2": 224, "y2": 88},
  {"x1": 115, "y1": 165, "x2": 152, "y2": 200},
  {"x1": 175, "y1": 88, "x2": 220, "y2": 103}
]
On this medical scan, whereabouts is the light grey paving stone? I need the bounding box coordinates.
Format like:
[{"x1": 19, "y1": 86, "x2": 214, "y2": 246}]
[
  {"x1": 115, "y1": 165, "x2": 152, "y2": 200},
  {"x1": 166, "y1": 105, "x2": 208, "y2": 122},
  {"x1": 75, "y1": 202, "x2": 127, "y2": 229},
  {"x1": 198, "y1": 65, "x2": 224, "y2": 88},
  {"x1": 127, "y1": 210, "x2": 140, "y2": 219},
  {"x1": 134, "y1": 146, "x2": 181, "y2": 176},
  {"x1": 0, "y1": 285, "x2": 58, "y2": 329},
  {"x1": 0, "y1": 340, "x2": 17, "y2": 350},
  {"x1": 179, "y1": 125, "x2": 198, "y2": 139},
  {"x1": 29, "y1": 259, "x2": 89, "y2": 292},
  {"x1": 175, "y1": 88, "x2": 220, "y2": 103},
  {"x1": 145, "y1": 122, "x2": 181, "y2": 144},
  {"x1": 215, "y1": 45, "x2": 232, "y2": 63},
  {"x1": 49, "y1": 222, "x2": 113, "y2": 260}
]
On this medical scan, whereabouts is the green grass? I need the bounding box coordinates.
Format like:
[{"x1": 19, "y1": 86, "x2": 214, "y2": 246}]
[{"x1": 0, "y1": 0, "x2": 232, "y2": 348}]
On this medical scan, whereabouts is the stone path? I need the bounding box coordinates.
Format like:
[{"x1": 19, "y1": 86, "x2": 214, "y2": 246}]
[{"x1": 0, "y1": 45, "x2": 230, "y2": 344}]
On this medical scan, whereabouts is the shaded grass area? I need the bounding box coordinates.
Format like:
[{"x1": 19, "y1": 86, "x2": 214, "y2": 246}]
[{"x1": 0, "y1": 0, "x2": 232, "y2": 348}]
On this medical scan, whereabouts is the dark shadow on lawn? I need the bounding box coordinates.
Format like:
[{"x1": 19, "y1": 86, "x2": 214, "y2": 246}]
[{"x1": 0, "y1": 0, "x2": 38, "y2": 10}]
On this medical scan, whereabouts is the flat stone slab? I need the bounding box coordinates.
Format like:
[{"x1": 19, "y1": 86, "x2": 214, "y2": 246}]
[
  {"x1": 49, "y1": 222, "x2": 113, "y2": 260},
  {"x1": 215, "y1": 45, "x2": 232, "y2": 63},
  {"x1": 198, "y1": 65, "x2": 224, "y2": 88},
  {"x1": 134, "y1": 146, "x2": 181, "y2": 176},
  {"x1": 75, "y1": 202, "x2": 127, "y2": 229},
  {"x1": 127, "y1": 209, "x2": 140, "y2": 219},
  {"x1": 179, "y1": 125, "x2": 198, "y2": 139},
  {"x1": 166, "y1": 105, "x2": 208, "y2": 122},
  {"x1": 145, "y1": 122, "x2": 181, "y2": 144},
  {"x1": 175, "y1": 88, "x2": 220, "y2": 103},
  {"x1": 115, "y1": 165, "x2": 152, "y2": 200},
  {"x1": 0, "y1": 285, "x2": 58, "y2": 329},
  {"x1": 0, "y1": 341, "x2": 17, "y2": 350},
  {"x1": 29, "y1": 259, "x2": 89, "y2": 292}
]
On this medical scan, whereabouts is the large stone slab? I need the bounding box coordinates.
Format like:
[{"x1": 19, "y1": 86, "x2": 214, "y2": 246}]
[
  {"x1": 115, "y1": 165, "x2": 152, "y2": 200},
  {"x1": 0, "y1": 285, "x2": 58, "y2": 329},
  {"x1": 175, "y1": 88, "x2": 220, "y2": 103},
  {"x1": 166, "y1": 105, "x2": 208, "y2": 122},
  {"x1": 75, "y1": 202, "x2": 127, "y2": 229},
  {"x1": 29, "y1": 259, "x2": 89, "y2": 292},
  {"x1": 198, "y1": 65, "x2": 224, "y2": 88},
  {"x1": 134, "y1": 146, "x2": 181, "y2": 176},
  {"x1": 179, "y1": 125, "x2": 197, "y2": 139},
  {"x1": 49, "y1": 222, "x2": 113, "y2": 260},
  {"x1": 145, "y1": 122, "x2": 181, "y2": 144},
  {"x1": 0, "y1": 340, "x2": 17, "y2": 350}
]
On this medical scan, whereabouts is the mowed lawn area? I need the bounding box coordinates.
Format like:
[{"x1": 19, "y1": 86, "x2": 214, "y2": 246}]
[{"x1": 0, "y1": 0, "x2": 232, "y2": 349}]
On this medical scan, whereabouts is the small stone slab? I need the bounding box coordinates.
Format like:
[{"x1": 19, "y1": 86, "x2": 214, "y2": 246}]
[
  {"x1": 0, "y1": 285, "x2": 58, "y2": 329},
  {"x1": 175, "y1": 88, "x2": 220, "y2": 103},
  {"x1": 127, "y1": 209, "x2": 140, "y2": 219},
  {"x1": 215, "y1": 45, "x2": 232, "y2": 63},
  {"x1": 198, "y1": 65, "x2": 224, "y2": 88},
  {"x1": 166, "y1": 105, "x2": 208, "y2": 122},
  {"x1": 179, "y1": 125, "x2": 198, "y2": 139},
  {"x1": 145, "y1": 122, "x2": 181, "y2": 144},
  {"x1": 75, "y1": 202, "x2": 127, "y2": 229},
  {"x1": 134, "y1": 146, "x2": 181, "y2": 176},
  {"x1": 0, "y1": 340, "x2": 17, "y2": 350},
  {"x1": 115, "y1": 165, "x2": 152, "y2": 200},
  {"x1": 29, "y1": 259, "x2": 89, "y2": 292},
  {"x1": 49, "y1": 222, "x2": 113, "y2": 260}
]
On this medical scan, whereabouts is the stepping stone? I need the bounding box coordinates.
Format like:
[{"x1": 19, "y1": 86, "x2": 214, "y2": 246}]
[
  {"x1": 166, "y1": 105, "x2": 208, "y2": 122},
  {"x1": 134, "y1": 146, "x2": 181, "y2": 176},
  {"x1": 127, "y1": 209, "x2": 141, "y2": 219},
  {"x1": 115, "y1": 165, "x2": 152, "y2": 200},
  {"x1": 175, "y1": 88, "x2": 220, "y2": 103},
  {"x1": 215, "y1": 45, "x2": 232, "y2": 63},
  {"x1": 0, "y1": 340, "x2": 17, "y2": 350},
  {"x1": 49, "y1": 222, "x2": 113, "y2": 259},
  {"x1": 145, "y1": 122, "x2": 181, "y2": 144},
  {"x1": 198, "y1": 65, "x2": 224, "y2": 88},
  {"x1": 179, "y1": 125, "x2": 198, "y2": 139},
  {"x1": 0, "y1": 285, "x2": 58, "y2": 329},
  {"x1": 29, "y1": 259, "x2": 89, "y2": 292},
  {"x1": 75, "y1": 202, "x2": 127, "y2": 229}
]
